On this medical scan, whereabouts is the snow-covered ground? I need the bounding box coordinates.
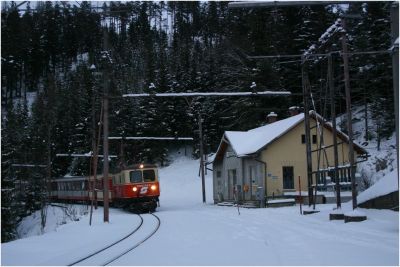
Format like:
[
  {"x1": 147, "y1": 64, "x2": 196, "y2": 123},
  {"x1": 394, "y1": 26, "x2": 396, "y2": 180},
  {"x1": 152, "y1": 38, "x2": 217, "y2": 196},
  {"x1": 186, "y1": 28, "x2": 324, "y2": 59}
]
[{"x1": 1, "y1": 156, "x2": 399, "y2": 266}]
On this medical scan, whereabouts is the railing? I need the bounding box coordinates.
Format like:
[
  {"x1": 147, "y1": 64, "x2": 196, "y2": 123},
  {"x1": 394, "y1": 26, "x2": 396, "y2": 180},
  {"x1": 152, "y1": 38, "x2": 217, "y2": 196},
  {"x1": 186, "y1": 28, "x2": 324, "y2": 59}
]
[{"x1": 315, "y1": 166, "x2": 354, "y2": 191}]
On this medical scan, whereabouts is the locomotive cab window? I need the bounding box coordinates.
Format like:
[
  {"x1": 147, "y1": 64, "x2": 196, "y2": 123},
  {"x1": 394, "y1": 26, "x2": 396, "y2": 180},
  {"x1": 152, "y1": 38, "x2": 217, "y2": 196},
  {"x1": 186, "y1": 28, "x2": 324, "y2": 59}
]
[
  {"x1": 130, "y1": 171, "x2": 142, "y2": 183},
  {"x1": 143, "y1": 170, "x2": 156, "y2": 182}
]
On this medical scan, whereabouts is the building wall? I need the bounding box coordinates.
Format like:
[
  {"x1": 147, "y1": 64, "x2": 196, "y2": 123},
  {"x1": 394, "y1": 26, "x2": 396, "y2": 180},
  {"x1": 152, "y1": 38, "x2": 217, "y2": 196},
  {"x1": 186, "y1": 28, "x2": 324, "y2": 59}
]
[
  {"x1": 213, "y1": 145, "x2": 243, "y2": 201},
  {"x1": 213, "y1": 162, "x2": 223, "y2": 202},
  {"x1": 213, "y1": 145, "x2": 264, "y2": 202},
  {"x1": 260, "y1": 118, "x2": 359, "y2": 197}
]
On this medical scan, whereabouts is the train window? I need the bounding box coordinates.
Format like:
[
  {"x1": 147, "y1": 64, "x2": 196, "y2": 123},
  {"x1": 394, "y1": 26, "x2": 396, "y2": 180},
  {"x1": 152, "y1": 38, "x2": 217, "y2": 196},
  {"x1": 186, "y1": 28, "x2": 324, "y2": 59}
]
[
  {"x1": 130, "y1": 171, "x2": 142, "y2": 183},
  {"x1": 143, "y1": 170, "x2": 156, "y2": 182}
]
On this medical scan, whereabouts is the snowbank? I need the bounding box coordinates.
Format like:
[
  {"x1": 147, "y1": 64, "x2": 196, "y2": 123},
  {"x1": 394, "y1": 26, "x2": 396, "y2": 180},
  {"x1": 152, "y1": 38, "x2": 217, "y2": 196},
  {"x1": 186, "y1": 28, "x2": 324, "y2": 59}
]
[{"x1": 357, "y1": 170, "x2": 399, "y2": 204}]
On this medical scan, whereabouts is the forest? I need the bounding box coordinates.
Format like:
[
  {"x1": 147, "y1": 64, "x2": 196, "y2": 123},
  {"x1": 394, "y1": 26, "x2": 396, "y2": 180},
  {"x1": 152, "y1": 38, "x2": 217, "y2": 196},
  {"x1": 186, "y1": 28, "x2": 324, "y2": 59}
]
[{"x1": 1, "y1": 1, "x2": 395, "y2": 242}]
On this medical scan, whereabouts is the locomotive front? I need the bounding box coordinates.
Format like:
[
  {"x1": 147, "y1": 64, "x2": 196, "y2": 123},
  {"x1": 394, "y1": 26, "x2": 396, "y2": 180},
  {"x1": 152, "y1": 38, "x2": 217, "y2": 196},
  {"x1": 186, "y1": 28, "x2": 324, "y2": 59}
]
[{"x1": 113, "y1": 164, "x2": 160, "y2": 212}]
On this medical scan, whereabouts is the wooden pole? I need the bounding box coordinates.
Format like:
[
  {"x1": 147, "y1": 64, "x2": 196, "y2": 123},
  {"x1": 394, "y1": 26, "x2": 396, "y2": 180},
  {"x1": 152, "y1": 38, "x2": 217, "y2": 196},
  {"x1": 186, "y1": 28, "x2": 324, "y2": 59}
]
[
  {"x1": 390, "y1": 2, "x2": 399, "y2": 187},
  {"x1": 102, "y1": 97, "x2": 110, "y2": 222},
  {"x1": 102, "y1": 29, "x2": 110, "y2": 223},
  {"x1": 340, "y1": 18, "x2": 357, "y2": 210},
  {"x1": 328, "y1": 53, "x2": 341, "y2": 209},
  {"x1": 301, "y1": 56, "x2": 314, "y2": 207},
  {"x1": 198, "y1": 113, "x2": 206, "y2": 204}
]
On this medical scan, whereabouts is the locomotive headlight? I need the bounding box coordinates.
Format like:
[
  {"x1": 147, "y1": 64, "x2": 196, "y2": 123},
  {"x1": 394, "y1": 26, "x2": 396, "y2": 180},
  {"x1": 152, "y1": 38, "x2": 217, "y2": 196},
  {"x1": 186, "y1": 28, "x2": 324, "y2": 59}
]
[
  {"x1": 151, "y1": 185, "x2": 157, "y2": 191},
  {"x1": 139, "y1": 164, "x2": 144, "y2": 169},
  {"x1": 132, "y1": 186, "x2": 138, "y2": 192}
]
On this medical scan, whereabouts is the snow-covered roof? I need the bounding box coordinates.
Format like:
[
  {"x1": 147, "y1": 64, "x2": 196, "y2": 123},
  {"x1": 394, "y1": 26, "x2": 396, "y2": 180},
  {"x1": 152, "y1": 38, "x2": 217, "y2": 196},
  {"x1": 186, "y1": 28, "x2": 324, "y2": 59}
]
[
  {"x1": 225, "y1": 113, "x2": 304, "y2": 157},
  {"x1": 214, "y1": 112, "x2": 367, "y2": 159}
]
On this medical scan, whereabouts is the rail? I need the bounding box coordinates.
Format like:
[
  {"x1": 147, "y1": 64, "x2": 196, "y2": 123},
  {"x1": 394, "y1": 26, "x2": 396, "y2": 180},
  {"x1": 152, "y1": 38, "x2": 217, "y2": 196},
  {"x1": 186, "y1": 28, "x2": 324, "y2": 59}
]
[
  {"x1": 68, "y1": 213, "x2": 160, "y2": 266},
  {"x1": 68, "y1": 213, "x2": 144, "y2": 266},
  {"x1": 103, "y1": 213, "x2": 161, "y2": 265}
]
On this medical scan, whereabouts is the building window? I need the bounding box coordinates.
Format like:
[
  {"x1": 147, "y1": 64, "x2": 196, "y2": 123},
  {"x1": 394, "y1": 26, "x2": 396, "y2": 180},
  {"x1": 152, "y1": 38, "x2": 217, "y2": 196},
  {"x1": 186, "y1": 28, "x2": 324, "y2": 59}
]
[
  {"x1": 283, "y1": 166, "x2": 294, "y2": 189},
  {"x1": 302, "y1": 134, "x2": 317, "y2": 144}
]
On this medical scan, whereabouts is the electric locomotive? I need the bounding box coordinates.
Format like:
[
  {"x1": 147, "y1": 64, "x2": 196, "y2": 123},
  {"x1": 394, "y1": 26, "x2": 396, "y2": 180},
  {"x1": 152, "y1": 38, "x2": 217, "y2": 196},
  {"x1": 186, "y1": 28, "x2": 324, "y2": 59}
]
[
  {"x1": 112, "y1": 163, "x2": 160, "y2": 212},
  {"x1": 51, "y1": 163, "x2": 160, "y2": 213}
]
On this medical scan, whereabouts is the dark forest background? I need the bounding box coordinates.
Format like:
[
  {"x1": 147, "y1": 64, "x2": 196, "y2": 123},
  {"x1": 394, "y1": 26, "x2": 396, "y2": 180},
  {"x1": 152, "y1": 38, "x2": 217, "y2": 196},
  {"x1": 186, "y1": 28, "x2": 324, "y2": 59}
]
[{"x1": 1, "y1": 1, "x2": 395, "y2": 242}]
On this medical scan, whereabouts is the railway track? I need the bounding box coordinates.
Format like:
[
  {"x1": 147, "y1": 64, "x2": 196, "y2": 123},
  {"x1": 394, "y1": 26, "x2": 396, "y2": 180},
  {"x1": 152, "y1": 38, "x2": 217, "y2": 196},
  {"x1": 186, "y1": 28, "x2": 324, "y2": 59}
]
[{"x1": 68, "y1": 213, "x2": 161, "y2": 266}]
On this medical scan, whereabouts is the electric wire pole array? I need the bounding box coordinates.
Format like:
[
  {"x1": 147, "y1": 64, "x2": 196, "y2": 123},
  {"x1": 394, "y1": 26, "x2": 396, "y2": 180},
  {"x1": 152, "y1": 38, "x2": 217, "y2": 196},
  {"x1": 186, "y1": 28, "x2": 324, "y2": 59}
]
[{"x1": 229, "y1": 1, "x2": 395, "y2": 211}]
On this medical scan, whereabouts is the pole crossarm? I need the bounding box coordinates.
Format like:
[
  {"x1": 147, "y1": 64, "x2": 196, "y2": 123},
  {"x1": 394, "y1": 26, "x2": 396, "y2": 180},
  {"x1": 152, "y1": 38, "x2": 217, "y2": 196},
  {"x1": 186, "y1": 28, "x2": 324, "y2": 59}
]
[
  {"x1": 11, "y1": 164, "x2": 47, "y2": 168},
  {"x1": 109, "y1": 136, "x2": 194, "y2": 141},
  {"x1": 122, "y1": 91, "x2": 291, "y2": 98},
  {"x1": 56, "y1": 153, "x2": 117, "y2": 158}
]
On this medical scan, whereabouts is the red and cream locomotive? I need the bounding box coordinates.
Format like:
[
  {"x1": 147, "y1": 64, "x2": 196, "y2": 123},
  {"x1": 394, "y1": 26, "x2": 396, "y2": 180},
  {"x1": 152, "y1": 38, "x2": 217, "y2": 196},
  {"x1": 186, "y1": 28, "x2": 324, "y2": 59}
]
[{"x1": 50, "y1": 163, "x2": 160, "y2": 212}]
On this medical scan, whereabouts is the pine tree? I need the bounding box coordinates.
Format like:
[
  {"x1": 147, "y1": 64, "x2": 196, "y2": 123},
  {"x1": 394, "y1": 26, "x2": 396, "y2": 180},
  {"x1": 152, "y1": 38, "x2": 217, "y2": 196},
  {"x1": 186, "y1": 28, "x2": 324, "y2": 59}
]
[{"x1": 1, "y1": 100, "x2": 30, "y2": 242}]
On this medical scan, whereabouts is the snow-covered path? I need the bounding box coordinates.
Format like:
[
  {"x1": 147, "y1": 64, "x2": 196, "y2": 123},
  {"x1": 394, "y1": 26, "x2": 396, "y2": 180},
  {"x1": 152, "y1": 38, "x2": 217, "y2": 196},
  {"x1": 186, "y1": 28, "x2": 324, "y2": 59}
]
[{"x1": 1, "y1": 157, "x2": 399, "y2": 266}]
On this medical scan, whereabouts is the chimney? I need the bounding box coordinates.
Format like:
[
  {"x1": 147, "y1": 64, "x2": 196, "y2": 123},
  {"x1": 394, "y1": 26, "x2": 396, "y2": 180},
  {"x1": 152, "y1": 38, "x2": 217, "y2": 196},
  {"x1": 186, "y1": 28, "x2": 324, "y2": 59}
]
[
  {"x1": 267, "y1": 112, "x2": 278, "y2": 124},
  {"x1": 288, "y1": 106, "x2": 300, "y2": 116}
]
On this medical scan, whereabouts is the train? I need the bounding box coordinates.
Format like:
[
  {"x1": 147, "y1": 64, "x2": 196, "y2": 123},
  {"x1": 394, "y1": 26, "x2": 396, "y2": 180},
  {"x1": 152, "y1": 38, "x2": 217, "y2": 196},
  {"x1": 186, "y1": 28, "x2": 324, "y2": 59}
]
[{"x1": 50, "y1": 163, "x2": 160, "y2": 212}]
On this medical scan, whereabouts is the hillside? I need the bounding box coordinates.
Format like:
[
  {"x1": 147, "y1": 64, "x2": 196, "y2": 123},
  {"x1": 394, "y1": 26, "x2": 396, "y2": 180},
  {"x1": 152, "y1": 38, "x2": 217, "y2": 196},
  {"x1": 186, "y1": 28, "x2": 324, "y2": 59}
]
[{"x1": 348, "y1": 106, "x2": 398, "y2": 198}]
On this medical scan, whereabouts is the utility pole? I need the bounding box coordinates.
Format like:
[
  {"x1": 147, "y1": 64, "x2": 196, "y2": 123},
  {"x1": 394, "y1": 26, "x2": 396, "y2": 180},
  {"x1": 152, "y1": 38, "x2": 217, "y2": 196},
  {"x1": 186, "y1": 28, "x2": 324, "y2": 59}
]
[
  {"x1": 390, "y1": 2, "x2": 399, "y2": 187},
  {"x1": 102, "y1": 29, "x2": 110, "y2": 223},
  {"x1": 340, "y1": 18, "x2": 357, "y2": 210},
  {"x1": 328, "y1": 53, "x2": 341, "y2": 209},
  {"x1": 89, "y1": 66, "x2": 100, "y2": 225},
  {"x1": 301, "y1": 56, "x2": 314, "y2": 207},
  {"x1": 198, "y1": 112, "x2": 206, "y2": 203},
  {"x1": 42, "y1": 125, "x2": 52, "y2": 231}
]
